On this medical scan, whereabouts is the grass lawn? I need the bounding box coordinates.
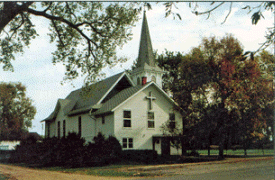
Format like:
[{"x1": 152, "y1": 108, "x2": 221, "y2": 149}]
[
  {"x1": 0, "y1": 174, "x2": 9, "y2": 180},
  {"x1": 197, "y1": 149, "x2": 274, "y2": 156},
  {"x1": 39, "y1": 163, "x2": 160, "y2": 177},
  {"x1": 8, "y1": 149, "x2": 273, "y2": 178}
]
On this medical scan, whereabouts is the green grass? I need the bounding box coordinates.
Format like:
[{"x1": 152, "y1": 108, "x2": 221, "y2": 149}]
[
  {"x1": 196, "y1": 149, "x2": 274, "y2": 156},
  {"x1": 0, "y1": 174, "x2": 8, "y2": 180},
  {"x1": 40, "y1": 164, "x2": 157, "y2": 177}
]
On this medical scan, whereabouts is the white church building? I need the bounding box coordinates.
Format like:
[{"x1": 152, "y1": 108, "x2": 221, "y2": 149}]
[{"x1": 42, "y1": 11, "x2": 183, "y2": 155}]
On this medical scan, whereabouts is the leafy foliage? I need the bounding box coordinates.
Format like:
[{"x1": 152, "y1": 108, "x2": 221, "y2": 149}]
[
  {"x1": 158, "y1": 34, "x2": 274, "y2": 158},
  {"x1": 0, "y1": 82, "x2": 36, "y2": 140},
  {"x1": 10, "y1": 132, "x2": 123, "y2": 167},
  {"x1": 0, "y1": 2, "x2": 140, "y2": 84}
]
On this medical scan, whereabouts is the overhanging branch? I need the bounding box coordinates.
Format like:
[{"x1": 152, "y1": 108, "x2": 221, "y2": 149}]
[{"x1": 26, "y1": 7, "x2": 99, "y2": 50}]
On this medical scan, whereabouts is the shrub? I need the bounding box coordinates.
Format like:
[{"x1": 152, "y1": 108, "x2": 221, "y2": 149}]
[
  {"x1": 121, "y1": 150, "x2": 158, "y2": 164},
  {"x1": 10, "y1": 132, "x2": 123, "y2": 167}
]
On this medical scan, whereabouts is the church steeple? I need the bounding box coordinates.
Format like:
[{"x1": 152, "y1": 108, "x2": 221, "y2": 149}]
[
  {"x1": 131, "y1": 10, "x2": 164, "y2": 88},
  {"x1": 137, "y1": 10, "x2": 155, "y2": 67}
]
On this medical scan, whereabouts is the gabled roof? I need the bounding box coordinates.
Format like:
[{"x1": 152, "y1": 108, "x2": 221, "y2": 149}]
[
  {"x1": 42, "y1": 72, "x2": 134, "y2": 121},
  {"x1": 93, "y1": 85, "x2": 144, "y2": 115},
  {"x1": 93, "y1": 81, "x2": 177, "y2": 116},
  {"x1": 41, "y1": 98, "x2": 68, "y2": 122}
]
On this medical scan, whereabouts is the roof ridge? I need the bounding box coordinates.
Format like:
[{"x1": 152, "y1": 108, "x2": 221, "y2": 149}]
[{"x1": 69, "y1": 71, "x2": 125, "y2": 94}]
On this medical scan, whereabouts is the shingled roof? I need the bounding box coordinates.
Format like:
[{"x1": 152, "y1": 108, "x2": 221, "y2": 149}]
[
  {"x1": 93, "y1": 85, "x2": 144, "y2": 116},
  {"x1": 42, "y1": 72, "x2": 134, "y2": 121},
  {"x1": 93, "y1": 82, "x2": 177, "y2": 116}
]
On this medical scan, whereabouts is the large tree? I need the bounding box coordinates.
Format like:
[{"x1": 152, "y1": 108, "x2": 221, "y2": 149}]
[
  {"x1": 0, "y1": 2, "x2": 139, "y2": 84},
  {"x1": 2, "y1": 2, "x2": 273, "y2": 84},
  {"x1": 0, "y1": 82, "x2": 36, "y2": 140},
  {"x1": 158, "y1": 34, "x2": 274, "y2": 159}
]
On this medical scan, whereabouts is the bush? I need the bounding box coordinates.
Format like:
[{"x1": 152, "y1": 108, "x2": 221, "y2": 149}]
[
  {"x1": 121, "y1": 150, "x2": 158, "y2": 164},
  {"x1": 10, "y1": 132, "x2": 123, "y2": 167},
  {"x1": 188, "y1": 150, "x2": 200, "y2": 157},
  {"x1": 85, "y1": 133, "x2": 122, "y2": 165}
]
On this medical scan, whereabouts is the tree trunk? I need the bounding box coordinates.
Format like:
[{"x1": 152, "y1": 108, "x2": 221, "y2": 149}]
[
  {"x1": 0, "y1": 2, "x2": 33, "y2": 33},
  {"x1": 208, "y1": 135, "x2": 211, "y2": 156},
  {"x1": 218, "y1": 139, "x2": 225, "y2": 159},
  {"x1": 244, "y1": 148, "x2": 247, "y2": 156},
  {"x1": 181, "y1": 116, "x2": 187, "y2": 156}
]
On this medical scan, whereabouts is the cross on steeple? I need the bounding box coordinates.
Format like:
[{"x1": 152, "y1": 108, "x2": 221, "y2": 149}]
[{"x1": 146, "y1": 91, "x2": 156, "y2": 110}]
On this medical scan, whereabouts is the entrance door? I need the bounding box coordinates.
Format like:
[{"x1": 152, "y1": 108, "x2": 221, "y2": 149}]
[{"x1": 161, "y1": 137, "x2": 170, "y2": 156}]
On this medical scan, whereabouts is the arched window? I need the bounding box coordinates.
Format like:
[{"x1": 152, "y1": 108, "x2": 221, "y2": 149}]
[
  {"x1": 151, "y1": 76, "x2": 156, "y2": 82},
  {"x1": 137, "y1": 77, "x2": 141, "y2": 85}
]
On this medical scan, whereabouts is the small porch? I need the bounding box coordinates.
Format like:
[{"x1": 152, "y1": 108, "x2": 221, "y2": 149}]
[{"x1": 152, "y1": 135, "x2": 182, "y2": 156}]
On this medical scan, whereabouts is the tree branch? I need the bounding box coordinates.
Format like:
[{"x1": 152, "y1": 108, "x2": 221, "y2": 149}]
[
  {"x1": 43, "y1": 2, "x2": 52, "y2": 13},
  {"x1": 26, "y1": 7, "x2": 99, "y2": 49},
  {"x1": 221, "y1": 2, "x2": 232, "y2": 25},
  {"x1": 0, "y1": 2, "x2": 33, "y2": 33},
  {"x1": 51, "y1": 19, "x2": 65, "y2": 47},
  {"x1": 75, "y1": 21, "x2": 108, "y2": 38},
  {"x1": 65, "y1": 2, "x2": 77, "y2": 22},
  {"x1": 193, "y1": 2, "x2": 225, "y2": 17},
  {"x1": 10, "y1": 13, "x2": 25, "y2": 39}
]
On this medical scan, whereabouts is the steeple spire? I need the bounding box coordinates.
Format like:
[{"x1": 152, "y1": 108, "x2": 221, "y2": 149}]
[
  {"x1": 137, "y1": 10, "x2": 155, "y2": 67},
  {"x1": 131, "y1": 10, "x2": 164, "y2": 88}
]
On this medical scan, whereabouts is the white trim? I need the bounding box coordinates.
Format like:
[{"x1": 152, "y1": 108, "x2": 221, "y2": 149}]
[{"x1": 97, "y1": 72, "x2": 135, "y2": 105}]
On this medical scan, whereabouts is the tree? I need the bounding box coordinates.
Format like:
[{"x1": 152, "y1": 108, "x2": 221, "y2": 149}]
[
  {"x1": 195, "y1": 34, "x2": 273, "y2": 158},
  {"x1": 159, "y1": 34, "x2": 274, "y2": 159},
  {"x1": 157, "y1": 49, "x2": 211, "y2": 155},
  {"x1": 0, "y1": 82, "x2": 36, "y2": 140},
  {"x1": 0, "y1": 2, "x2": 140, "y2": 84}
]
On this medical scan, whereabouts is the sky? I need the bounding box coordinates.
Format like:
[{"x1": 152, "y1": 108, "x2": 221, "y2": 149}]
[{"x1": 0, "y1": 2, "x2": 273, "y2": 135}]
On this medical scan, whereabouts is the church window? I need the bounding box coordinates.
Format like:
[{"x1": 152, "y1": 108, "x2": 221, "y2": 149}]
[
  {"x1": 57, "y1": 121, "x2": 60, "y2": 139},
  {"x1": 46, "y1": 122, "x2": 50, "y2": 138},
  {"x1": 102, "y1": 116, "x2": 105, "y2": 124},
  {"x1": 122, "y1": 138, "x2": 133, "y2": 149},
  {"x1": 63, "y1": 120, "x2": 66, "y2": 137},
  {"x1": 137, "y1": 77, "x2": 141, "y2": 85},
  {"x1": 151, "y1": 76, "x2": 156, "y2": 82},
  {"x1": 78, "y1": 116, "x2": 82, "y2": 136},
  {"x1": 147, "y1": 112, "x2": 155, "y2": 128},
  {"x1": 123, "y1": 110, "x2": 131, "y2": 128},
  {"x1": 169, "y1": 113, "x2": 176, "y2": 129}
]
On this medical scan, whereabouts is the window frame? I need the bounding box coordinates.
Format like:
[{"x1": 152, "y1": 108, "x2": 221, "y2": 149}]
[
  {"x1": 102, "y1": 116, "x2": 105, "y2": 124},
  {"x1": 78, "y1": 116, "x2": 82, "y2": 136},
  {"x1": 57, "y1": 121, "x2": 60, "y2": 139},
  {"x1": 147, "y1": 111, "x2": 155, "y2": 129},
  {"x1": 123, "y1": 110, "x2": 131, "y2": 128},
  {"x1": 46, "y1": 121, "x2": 50, "y2": 138},
  {"x1": 63, "y1": 120, "x2": 66, "y2": 137},
  {"x1": 122, "y1": 137, "x2": 133, "y2": 149}
]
